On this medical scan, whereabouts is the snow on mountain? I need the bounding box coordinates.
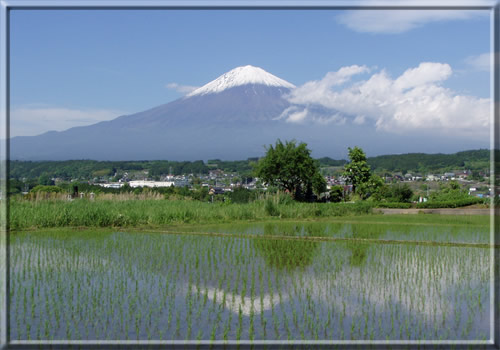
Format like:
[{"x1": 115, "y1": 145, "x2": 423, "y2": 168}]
[{"x1": 187, "y1": 65, "x2": 296, "y2": 97}]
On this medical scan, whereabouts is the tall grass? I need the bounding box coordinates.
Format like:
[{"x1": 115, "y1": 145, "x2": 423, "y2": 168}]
[{"x1": 9, "y1": 197, "x2": 374, "y2": 230}]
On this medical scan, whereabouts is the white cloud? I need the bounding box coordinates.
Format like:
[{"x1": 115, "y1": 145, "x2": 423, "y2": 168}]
[
  {"x1": 337, "y1": 9, "x2": 487, "y2": 34},
  {"x1": 316, "y1": 113, "x2": 347, "y2": 125},
  {"x1": 283, "y1": 62, "x2": 490, "y2": 136},
  {"x1": 287, "y1": 108, "x2": 309, "y2": 123},
  {"x1": 278, "y1": 105, "x2": 347, "y2": 126},
  {"x1": 286, "y1": 65, "x2": 369, "y2": 106},
  {"x1": 465, "y1": 52, "x2": 493, "y2": 72},
  {"x1": 353, "y1": 115, "x2": 366, "y2": 125},
  {"x1": 10, "y1": 106, "x2": 126, "y2": 137},
  {"x1": 394, "y1": 62, "x2": 452, "y2": 90},
  {"x1": 166, "y1": 82, "x2": 199, "y2": 94}
]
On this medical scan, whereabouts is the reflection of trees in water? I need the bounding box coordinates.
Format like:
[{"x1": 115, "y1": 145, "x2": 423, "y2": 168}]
[
  {"x1": 348, "y1": 243, "x2": 368, "y2": 267},
  {"x1": 345, "y1": 224, "x2": 385, "y2": 267},
  {"x1": 252, "y1": 221, "x2": 395, "y2": 269},
  {"x1": 253, "y1": 223, "x2": 320, "y2": 270}
]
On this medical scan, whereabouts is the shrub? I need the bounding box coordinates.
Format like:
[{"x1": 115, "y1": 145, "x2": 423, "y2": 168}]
[
  {"x1": 390, "y1": 183, "x2": 414, "y2": 203},
  {"x1": 416, "y1": 197, "x2": 486, "y2": 208},
  {"x1": 374, "y1": 202, "x2": 412, "y2": 209},
  {"x1": 230, "y1": 187, "x2": 252, "y2": 204},
  {"x1": 30, "y1": 185, "x2": 63, "y2": 193}
]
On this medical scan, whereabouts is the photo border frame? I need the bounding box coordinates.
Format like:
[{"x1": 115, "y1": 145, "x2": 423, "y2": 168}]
[{"x1": 0, "y1": 1, "x2": 498, "y2": 349}]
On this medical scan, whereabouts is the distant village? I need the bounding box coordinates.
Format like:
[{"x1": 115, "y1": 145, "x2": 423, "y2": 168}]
[{"x1": 92, "y1": 167, "x2": 492, "y2": 199}]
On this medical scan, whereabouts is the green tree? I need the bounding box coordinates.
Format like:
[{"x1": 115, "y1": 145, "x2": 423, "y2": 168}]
[
  {"x1": 255, "y1": 139, "x2": 326, "y2": 200},
  {"x1": 357, "y1": 174, "x2": 385, "y2": 200},
  {"x1": 329, "y1": 185, "x2": 344, "y2": 203},
  {"x1": 342, "y1": 146, "x2": 371, "y2": 195},
  {"x1": 192, "y1": 186, "x2": 209, "y2": 201},
  {"x1": 38, "y1": 174, "x2": 54, "y2": 186},
  {"x1": 311, "y1": 172, "x2": 327, "y2": 195},
  {"x1": 470, "y1": 170, "x2": 483, "y2": 181}
]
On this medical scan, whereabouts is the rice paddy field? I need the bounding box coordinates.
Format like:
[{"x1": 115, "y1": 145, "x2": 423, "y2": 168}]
[{"x1": 9, "y1": 215, "x2": 492, "y2": 344}]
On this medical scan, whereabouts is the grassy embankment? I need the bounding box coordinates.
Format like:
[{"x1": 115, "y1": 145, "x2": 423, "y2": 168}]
[
  {"x1": 10, "y1": 188, "x2": 491, "y2": 231},
  {"x1": 10, "y1": 196, "x2": 376, "y2": 231}
]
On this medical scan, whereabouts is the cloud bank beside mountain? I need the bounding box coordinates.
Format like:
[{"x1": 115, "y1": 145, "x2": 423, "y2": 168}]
[{"x1": 282, "y1": 62, "x2": 490, "y2": 138}]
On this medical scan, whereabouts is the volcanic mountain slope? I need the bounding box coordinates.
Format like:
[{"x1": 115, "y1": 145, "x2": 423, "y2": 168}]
[{"x1": 11, "y1": 65, "x2": 307, "y2": 160}]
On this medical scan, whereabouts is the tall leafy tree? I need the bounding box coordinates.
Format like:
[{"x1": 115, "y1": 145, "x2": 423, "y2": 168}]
[
  {"x1": 255, "y1": 139, "x2": 326, "y2": 200},
  {"x1": 343, "y1": 146, "x2": 371, "y2": 195},
  {"x1": 38, "y1": 173, "x2": 54, "y2": 186}
]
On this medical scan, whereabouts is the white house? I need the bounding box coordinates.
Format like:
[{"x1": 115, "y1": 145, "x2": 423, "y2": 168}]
[{"x1": 129, "y1": 180, "x2": 175, "y2": 188}]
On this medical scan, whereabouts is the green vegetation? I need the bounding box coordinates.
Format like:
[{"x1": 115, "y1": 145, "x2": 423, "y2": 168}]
[
  {"x1": 327, "y1": 212, "x2": 489, "y2": 227},
  {"x1": 8, "y1": 141, "x2": 492, "y2": 232},
  {"x1": 9, "y1": 159, "x2": 209, "y2": 181},
  {"x1": 329, "y1": 185, "x2": 344, "y2": 203},
  {"x1": 375, "y1": 183, "x2": 414, "y2": 203},
  {"x1": 9, "y1": 148, "x2": 491, "y2": 182},
  {"x1": 9, "y1": 196, "x2": 376, "y2": 231},
  {"x1": 255, "y1": 140, "x2": 326, "y2": 201},
  {"x1": 9, "y1": 140, "x2": 493, "y2": 342},
  {"x1": 366, "y1": 149, "x2": 490, "y2": 173},
  {"x1": 342, "y1": 146, "x2": 372, "y2": 195},
  {"x1": 9, "y1": 144, "x2": 489, "y2": 228},
  {"x1": 415, "y1": 197, "x2": 485, "y2": 209}
]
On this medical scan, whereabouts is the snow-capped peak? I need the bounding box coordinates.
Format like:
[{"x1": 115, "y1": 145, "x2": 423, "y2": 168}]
[{"x1": 187, "y1": 65, "x2": 296, "y2": 97}]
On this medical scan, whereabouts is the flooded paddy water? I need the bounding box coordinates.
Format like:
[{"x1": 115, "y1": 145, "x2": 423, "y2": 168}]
[{"x1": 9, "y1": 218, "x2": 491, "y2": 342}]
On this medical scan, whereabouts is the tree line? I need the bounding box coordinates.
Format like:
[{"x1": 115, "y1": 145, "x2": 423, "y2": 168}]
[{"x1": 9, "y1": 147, "x2": 490, "y2": 182}]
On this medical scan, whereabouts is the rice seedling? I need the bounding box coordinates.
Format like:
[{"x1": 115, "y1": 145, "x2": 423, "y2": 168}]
[{"x1": 8, "y1": 215, "x2": 491, "y2": 342}]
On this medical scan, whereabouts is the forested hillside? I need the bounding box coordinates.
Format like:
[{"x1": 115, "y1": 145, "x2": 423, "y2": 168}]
[{"x1": 366, "y1": 149, "x2": 490, "y2": 173}]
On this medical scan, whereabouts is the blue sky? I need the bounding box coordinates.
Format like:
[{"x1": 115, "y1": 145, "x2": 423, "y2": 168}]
[{"x1": 9, "y1": 8, "x2": 492, "y2": 154}]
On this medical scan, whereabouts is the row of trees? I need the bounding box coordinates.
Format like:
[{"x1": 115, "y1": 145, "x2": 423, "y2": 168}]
[
  {"x1": 256, "y1": 139, "x2": 482, "y2": 205},
  {"x1": 9, "y1": 147, "x2": 490, "y2": 183},
  {"x1": 255, "y1": 140, "x2": 414, "y2": 203},
  {"x1": 9, "y1": 159, "x2": 257, "y2": 181}
]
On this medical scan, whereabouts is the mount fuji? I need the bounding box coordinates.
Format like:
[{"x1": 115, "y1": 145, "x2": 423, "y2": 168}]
[
  {"x1": 11, "y1": 65, "x2": 417, "y2": 160},
  {"x1": 11, "y1": 65, "x2": 303, "y2": 160}
]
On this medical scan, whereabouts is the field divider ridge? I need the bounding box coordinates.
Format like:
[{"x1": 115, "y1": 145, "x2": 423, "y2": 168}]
[{"x1": 134, "y1": 228, "x2": 494, "y2": 249}]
